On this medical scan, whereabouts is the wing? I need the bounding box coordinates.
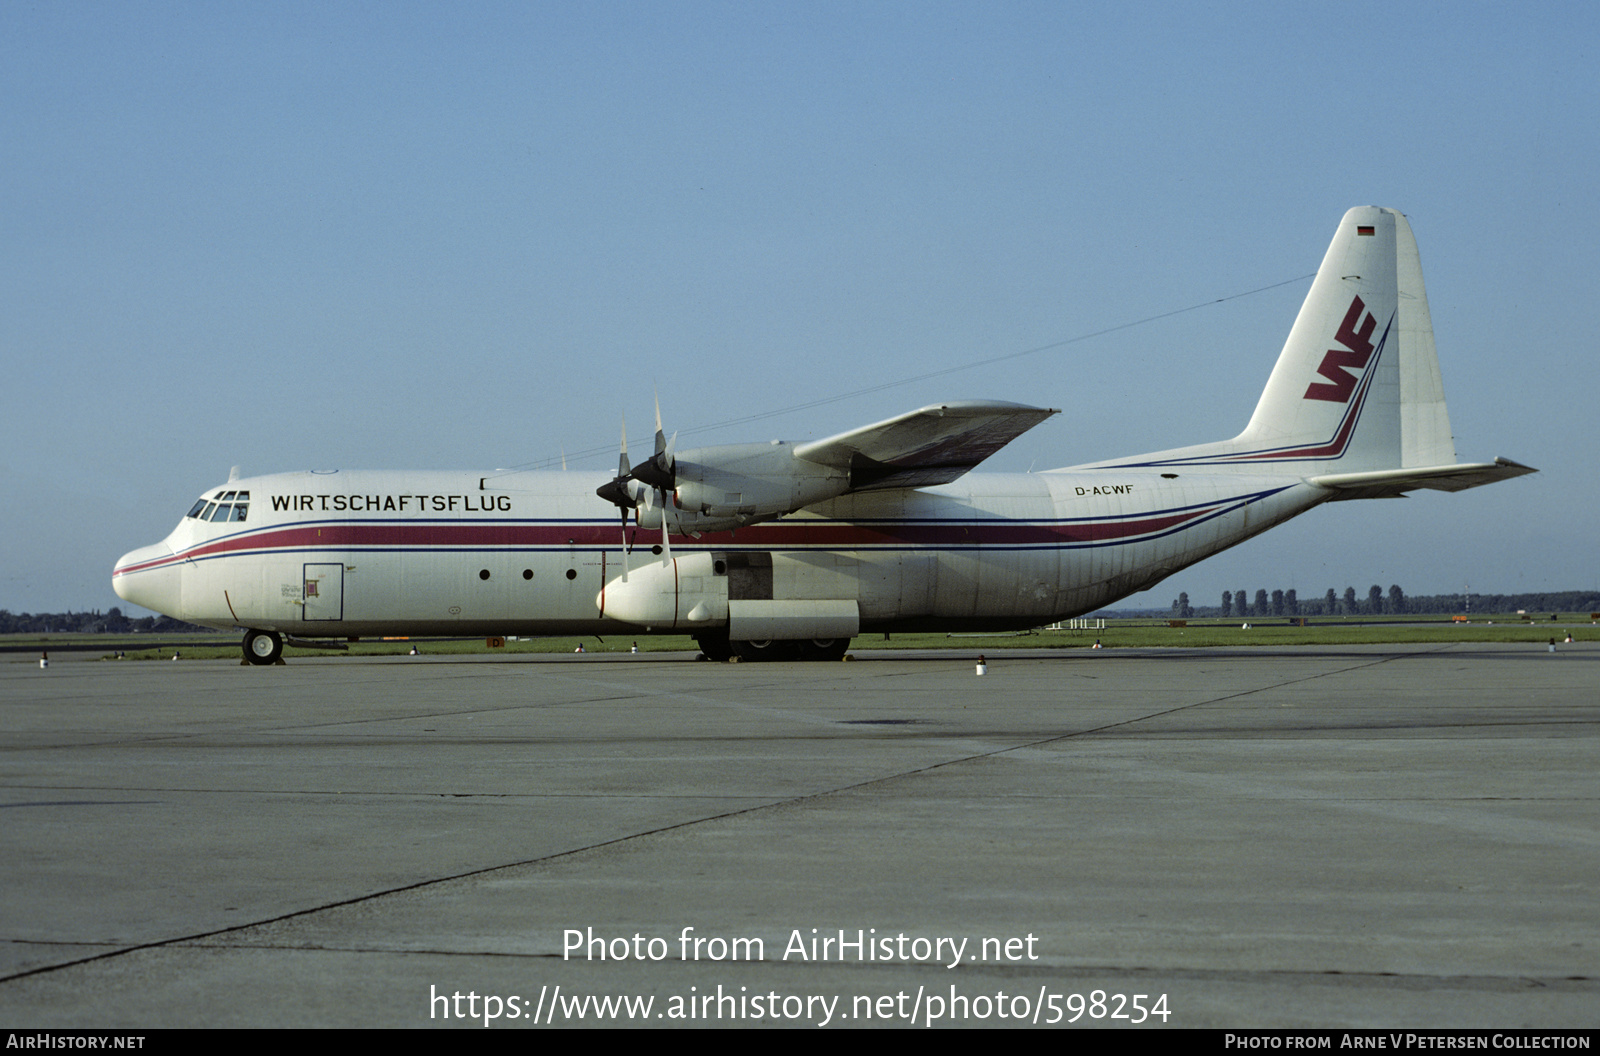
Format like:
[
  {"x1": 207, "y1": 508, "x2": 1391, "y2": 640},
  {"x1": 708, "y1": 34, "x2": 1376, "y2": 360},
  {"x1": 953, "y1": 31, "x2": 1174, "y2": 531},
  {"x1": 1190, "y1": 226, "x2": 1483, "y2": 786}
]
[{"x1": 794, "y1": 400, "x2": 1059, "y2": 491}]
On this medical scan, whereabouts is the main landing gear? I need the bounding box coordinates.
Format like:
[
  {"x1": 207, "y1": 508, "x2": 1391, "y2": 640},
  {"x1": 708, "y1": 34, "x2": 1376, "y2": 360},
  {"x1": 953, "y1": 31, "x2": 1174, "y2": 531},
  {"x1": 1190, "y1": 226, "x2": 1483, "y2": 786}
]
[
  {"x1": 797, "y1": 638, "x2": 850, "y2": 662},
  {"x1": 694, "y1": 632, "x2": 733, "y2": 662},
  {"x1": 694, "y1": 632, "x2": 850, "y2": 662},
  {"x1": 242, "y1": 629, "x2": 283, "y2": 666}
]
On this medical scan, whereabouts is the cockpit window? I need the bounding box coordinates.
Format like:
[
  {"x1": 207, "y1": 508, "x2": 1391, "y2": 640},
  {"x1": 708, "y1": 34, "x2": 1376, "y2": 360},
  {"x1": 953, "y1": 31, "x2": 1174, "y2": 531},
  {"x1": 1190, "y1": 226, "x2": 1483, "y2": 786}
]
[{"x1": 188, "y1": 491, "x2": 249, "y2": 523}]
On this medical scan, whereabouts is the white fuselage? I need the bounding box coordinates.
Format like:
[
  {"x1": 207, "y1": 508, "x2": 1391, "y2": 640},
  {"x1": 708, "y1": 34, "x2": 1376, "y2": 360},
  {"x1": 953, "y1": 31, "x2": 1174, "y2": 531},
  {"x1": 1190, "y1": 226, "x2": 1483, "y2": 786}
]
[
  {"x1": 111, "y1": 208, "x2": 1530, "y2": 649},
  {"x1": 112, "y1": 466, "x2": 1330, "y2": 638}
]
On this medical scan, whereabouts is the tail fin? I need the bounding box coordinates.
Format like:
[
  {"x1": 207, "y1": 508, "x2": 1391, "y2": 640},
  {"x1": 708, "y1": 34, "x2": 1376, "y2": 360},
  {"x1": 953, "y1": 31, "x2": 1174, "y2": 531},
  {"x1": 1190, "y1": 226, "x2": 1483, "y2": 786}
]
[
  {"x1": 1079, "y1": 207, "x2": 1534, "y2": 493},
  {"x1": 1237, "y1": 206, "x2": 1403, "y2": 472}
]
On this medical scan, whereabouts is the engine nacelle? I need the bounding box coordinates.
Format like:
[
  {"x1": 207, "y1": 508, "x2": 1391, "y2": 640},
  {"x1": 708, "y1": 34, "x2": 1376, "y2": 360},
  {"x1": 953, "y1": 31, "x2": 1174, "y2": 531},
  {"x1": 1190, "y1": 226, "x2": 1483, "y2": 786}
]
[
  {"x1": 632, "y1": 501, "x2": 736, "y2": 535},
  {"x1": 668, "y1": 441, "x2": 850, "y2": 527}
]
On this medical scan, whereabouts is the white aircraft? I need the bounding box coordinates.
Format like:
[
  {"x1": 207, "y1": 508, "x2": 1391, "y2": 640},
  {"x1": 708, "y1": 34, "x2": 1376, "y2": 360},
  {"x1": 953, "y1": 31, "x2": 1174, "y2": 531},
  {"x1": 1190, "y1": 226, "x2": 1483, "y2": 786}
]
[{"x1": 114, "y1": 207, "x2": 1533, "y2": 664}]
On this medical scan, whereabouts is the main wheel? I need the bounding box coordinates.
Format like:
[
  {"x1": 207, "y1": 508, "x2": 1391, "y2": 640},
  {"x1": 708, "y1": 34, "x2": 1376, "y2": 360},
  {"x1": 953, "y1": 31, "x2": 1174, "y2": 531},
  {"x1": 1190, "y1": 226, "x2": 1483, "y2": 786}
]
[
  {"x1": 797, "y1": 637, "x2": 851, "y2": 661},
  {"x1": 243, "y1": 629, "x2": 283, "y2": 665},
  {"x1": 694, "y1": 631, "x2": 733, "y2": 662},
  {"x1": 730, "y1": 638, "x2": 800, "y2": 662}
]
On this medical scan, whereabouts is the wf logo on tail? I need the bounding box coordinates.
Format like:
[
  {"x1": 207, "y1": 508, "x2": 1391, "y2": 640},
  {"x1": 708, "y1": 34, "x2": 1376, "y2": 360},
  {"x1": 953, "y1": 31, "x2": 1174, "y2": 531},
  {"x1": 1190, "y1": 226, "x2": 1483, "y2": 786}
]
[{"x1": 1303, "y1": 296, "x2": 1379, "y2": 403}]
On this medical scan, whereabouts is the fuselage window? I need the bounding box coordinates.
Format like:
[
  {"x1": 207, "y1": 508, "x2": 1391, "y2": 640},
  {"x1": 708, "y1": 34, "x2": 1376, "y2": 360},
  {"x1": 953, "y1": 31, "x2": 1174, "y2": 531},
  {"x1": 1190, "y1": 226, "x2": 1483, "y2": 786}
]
[{"x1": 187, "y1": 500, "x2": 209, "y2": 519}]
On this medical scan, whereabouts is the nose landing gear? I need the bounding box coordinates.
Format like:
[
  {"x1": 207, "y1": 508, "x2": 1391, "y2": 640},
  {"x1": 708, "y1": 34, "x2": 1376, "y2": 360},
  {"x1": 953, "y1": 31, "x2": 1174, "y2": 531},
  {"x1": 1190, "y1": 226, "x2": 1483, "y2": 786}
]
[{"x1": 242, "y1": 630, "x2": 284, "y2": 666}]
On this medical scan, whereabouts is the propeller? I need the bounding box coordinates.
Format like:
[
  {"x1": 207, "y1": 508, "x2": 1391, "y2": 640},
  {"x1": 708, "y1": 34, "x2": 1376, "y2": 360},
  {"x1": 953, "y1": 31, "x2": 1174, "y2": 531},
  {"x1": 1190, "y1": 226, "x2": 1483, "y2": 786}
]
[
  {"x1": 614, "y1": 419, "x2": 630, "y2": 582},
  {"x1": 648, "y1": 397, "x2": 677, "y2": 566},
  {"x1": 594, "y1": 399, "x2": 679, "y2": 568},
  {"x1": 630, "y1": 394, "x2": 677, "y2": 490}
]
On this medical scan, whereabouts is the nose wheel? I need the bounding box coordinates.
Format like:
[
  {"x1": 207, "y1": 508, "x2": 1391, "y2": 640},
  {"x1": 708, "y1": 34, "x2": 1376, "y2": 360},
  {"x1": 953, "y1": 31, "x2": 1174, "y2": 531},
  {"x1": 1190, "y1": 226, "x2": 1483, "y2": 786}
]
[{"x1": 242, "y1": 630, "x2": 284, "y2": 666}]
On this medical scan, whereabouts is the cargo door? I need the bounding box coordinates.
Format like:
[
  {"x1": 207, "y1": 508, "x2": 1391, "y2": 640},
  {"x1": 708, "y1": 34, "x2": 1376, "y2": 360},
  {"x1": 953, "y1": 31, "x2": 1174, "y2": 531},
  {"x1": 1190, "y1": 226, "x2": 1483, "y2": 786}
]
[{"x1": 302, "y1": 563, "x2": 345, "y2": 621}]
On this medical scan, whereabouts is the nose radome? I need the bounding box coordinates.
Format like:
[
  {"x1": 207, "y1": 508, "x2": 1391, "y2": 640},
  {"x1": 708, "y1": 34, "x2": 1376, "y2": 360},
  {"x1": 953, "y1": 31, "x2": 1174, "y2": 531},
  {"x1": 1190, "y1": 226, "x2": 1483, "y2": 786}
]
[{"x1": 112, "y1": 542, "x2": 179, "y2": 615}]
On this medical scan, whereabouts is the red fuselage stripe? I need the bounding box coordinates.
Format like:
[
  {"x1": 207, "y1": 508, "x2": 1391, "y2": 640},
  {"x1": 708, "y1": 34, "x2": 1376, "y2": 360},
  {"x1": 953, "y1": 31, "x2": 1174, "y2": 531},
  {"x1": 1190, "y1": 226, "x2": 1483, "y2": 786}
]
[{"x1": 114, "y1": 506, "x2": 1221, "y2": 576}]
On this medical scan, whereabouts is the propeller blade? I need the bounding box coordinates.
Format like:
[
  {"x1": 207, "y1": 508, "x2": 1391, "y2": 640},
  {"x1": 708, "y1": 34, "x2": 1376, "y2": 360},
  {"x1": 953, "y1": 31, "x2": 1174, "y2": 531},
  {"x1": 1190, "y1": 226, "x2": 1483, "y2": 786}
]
[
  {"x1": 596, "y1": 415, "x2": 640, "y2": 509},
  {"x1": 618, "y1": 507, "x2": 630, "y2": 583},
  {"x1": 630, "y1": 403, "x2": 676, "y2": 490},
  {"x1": 651, "y1": 397, "x2": 675, "y2": 566},
  {"x1": 620, "y1": 414, "x2": 634, "y2": 581},
  {"x1": 659, "y1": 487, "x2": 673, "y2": 567},
  {"x1": 653, "y1": 391, "x2": 666, "y2": 456}
]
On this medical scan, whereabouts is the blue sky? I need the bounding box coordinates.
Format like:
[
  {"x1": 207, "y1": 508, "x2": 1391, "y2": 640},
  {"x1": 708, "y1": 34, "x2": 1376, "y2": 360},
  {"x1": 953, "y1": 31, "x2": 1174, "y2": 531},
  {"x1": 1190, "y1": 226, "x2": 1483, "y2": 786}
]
[{"x1": 3, "y1": 1, "x2": 1595, "y2": 614}]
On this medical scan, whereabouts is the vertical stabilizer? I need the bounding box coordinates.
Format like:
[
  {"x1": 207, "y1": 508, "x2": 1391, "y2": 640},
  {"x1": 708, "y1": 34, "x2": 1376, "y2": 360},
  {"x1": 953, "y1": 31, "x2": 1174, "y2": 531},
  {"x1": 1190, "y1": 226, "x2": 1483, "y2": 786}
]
[
  {"x1": 1065, "y1": 207, "x2": 1533, "y2": 492},
  {"x1": 1074, "y1": 206, "x2": 1455, "y2": 476},
  {"x1": 1236, "y1": 206, "x2": 1401, "y2": 471}
]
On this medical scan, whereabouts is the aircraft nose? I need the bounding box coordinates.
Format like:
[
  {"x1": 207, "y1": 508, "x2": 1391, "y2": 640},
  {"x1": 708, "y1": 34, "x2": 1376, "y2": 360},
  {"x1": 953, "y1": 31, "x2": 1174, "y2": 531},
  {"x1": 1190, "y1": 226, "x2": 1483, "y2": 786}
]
[{"x1": 112, "y1": 542, "x2": 181, "y2": 616}]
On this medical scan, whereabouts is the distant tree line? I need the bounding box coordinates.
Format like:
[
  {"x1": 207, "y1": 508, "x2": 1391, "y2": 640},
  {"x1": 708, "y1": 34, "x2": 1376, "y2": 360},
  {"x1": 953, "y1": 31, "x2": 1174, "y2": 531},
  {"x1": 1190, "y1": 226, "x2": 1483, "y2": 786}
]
[
  {"x1": 8, "y1": 590, "x2": 1600, "y2": 636},
  {"x1": 0, "y1": 608, "x2": 208, "y2": 634},
  {"x1": 1172, "y1": 588, "x2": 1600, "y2": 618}
]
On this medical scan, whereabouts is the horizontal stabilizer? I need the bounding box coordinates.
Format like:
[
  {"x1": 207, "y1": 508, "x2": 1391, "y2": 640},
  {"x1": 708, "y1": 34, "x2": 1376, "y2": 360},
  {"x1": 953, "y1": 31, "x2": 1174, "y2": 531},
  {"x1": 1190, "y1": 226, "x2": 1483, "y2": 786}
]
[
  {"x1": 795, "y1": 400, "x2": 1058, "y2": 491},
  {"x1": 1310, "y1": 458, "x2": 1537, "y2": 500}
]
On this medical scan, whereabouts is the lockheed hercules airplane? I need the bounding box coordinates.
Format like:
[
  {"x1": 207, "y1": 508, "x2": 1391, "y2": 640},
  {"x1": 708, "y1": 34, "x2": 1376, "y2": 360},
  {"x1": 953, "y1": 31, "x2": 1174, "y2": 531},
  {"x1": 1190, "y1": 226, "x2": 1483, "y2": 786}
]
[{"x1": 114, "y1": 207, "x2": 1533, "y2": 663}]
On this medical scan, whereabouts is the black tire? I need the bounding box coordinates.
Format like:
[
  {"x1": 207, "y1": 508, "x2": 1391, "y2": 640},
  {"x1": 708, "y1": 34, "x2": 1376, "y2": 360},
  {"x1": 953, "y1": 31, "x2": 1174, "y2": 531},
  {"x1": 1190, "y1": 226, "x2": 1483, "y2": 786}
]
[
  {"x1": 731, "y1": 639, "x2": 800, "y2": 662},
  {"x1": 695, "y1": 631, "x2": 733, "y2": 662},
  {"x1": 243, "y1": 630, "x2": 283, "y2": 666},
  {"x1": 797, "y1": 637, "x2": 851, "y2": 661}
]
